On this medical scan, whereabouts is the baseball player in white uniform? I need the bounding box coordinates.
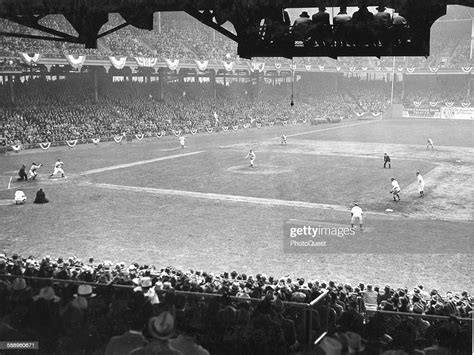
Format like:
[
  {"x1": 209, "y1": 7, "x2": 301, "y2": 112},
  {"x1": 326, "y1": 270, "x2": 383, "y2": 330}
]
[
  {"x1": 281, "y1": 134, "x2": 287, "y2": 145},
  {"x1": 426, "y1": 138, "x2": 434, "y2": 149},
  {"x1": 28, "y1": 162, "x2": 42, "y2": 181},
  {"x1": 49, "y1": 159, "x2": 65, "y2": 178},
  {"x1": 179, "y1": 136, "x2": 186, "y2": 149},
  {"x1": 350, "y1": 203, "x2": 363, "y2": 230},
  {"x1": 246, "y1": 149, "x2": 256, "y2": 167},
  {"x1": 416, "y1": 172, "x2": 425, "y2": 198},
  {"x1": 390, "y1": 178, "x2": 401, "y2": 201},
  {"x1": 14, "y1": 189, "x2": 27, "y2": 204}
]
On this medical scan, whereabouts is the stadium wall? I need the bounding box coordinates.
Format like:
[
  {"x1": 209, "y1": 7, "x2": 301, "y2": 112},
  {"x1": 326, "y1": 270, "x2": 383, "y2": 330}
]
[{"x1": 400, "y1": 106, "x2": 474, "y2": 120}]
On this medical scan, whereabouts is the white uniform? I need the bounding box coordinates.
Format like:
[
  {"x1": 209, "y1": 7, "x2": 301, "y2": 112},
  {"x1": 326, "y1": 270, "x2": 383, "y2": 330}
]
[
  {"x1": 427, "y1": 138, "x2": 434, "y2": 149},
  {"x1": 391, "y1": 180, "x2": 401, "y2": 193},
  {"x1": 15, "y1": 190, "x2": 26, "y2": 204},
  {"x1": 281, "y1": 135, "x2": 287, "y2": 144},
  {"x1": 246, "y1": 151, "x2": 256, "y2": 166},
  {"x1": 179, "y1": 136, "x2": 185, "y2": 148},
  {"x1": 350, "y1": 205, "x2": 363, "y2": 225},
  {"x1": 52, "y1": 161, "x2": 65, "y2": 176},
  {"x1": 29, "y1": 163, "x2": 41, "y2": 180},
  {"x1": 417, "y1": 174, "x2": 424, "y2": 192}
]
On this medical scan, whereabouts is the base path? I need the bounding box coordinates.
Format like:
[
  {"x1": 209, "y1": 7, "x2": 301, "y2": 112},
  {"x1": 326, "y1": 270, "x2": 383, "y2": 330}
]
[
  {"x1": 83, "y1": 181, "x2": 399, "y2": 217},
  {"x1": 78, "y1": 151, "x2": 204, "y2": 176}
]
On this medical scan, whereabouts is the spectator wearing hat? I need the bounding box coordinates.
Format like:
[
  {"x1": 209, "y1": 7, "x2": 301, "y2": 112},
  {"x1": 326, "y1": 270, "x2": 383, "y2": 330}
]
[
  {"x1": 134, "y1": 277, "x2": 160, "y2": 305},
  {"x1": 334, "y1": 6, "x2": 352, "y2": 47},
  {"x1": 374, "y1": 5, "x2": 392, "y2": 46},
  {"x1": 131, "y1": 312, "x2": 183, "y2": 355},
  {"x1": 105, "y1": 313, "x2": 148, "y2": 355},
  {"x1": 293, "y1": 11, "x2": 312, "y2": 41},
  {"x1": 308, "y1": 7, "x2": 332, "y2": 47},
  {"x1": 351, "y1": 2, "x2": 376, "y2": 47},
  {"x1": 34, "y1": 188, "x2": 49, "y2": 204},
  {"x1": 362, "y1": 284, "x2": 378, "y2": 312},
  {"x1": 169, "y1": 311, "x2": 210, "y2": 355}
]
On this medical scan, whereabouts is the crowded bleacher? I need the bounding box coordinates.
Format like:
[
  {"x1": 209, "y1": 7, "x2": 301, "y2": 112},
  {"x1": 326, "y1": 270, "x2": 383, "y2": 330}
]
[{"x1": 0, "y1": 252, "x2": 472, "y2": 354}]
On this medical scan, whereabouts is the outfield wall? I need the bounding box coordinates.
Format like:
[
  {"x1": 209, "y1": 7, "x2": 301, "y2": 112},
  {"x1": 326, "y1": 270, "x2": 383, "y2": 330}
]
[{"x1": 402, "y1": 106, "x2": 474, "y2": 120}]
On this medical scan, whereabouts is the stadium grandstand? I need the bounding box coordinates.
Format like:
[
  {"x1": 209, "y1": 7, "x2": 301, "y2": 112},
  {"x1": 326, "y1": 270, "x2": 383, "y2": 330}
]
[{"x1": 0, "y1": 2, "x2": 473, "y2": 355}]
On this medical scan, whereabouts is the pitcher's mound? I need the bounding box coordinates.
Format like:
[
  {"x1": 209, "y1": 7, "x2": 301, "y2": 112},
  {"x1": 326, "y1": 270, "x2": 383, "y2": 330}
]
[{"x1": 227, "y1": 165, "x2": 292, "y2": 175}]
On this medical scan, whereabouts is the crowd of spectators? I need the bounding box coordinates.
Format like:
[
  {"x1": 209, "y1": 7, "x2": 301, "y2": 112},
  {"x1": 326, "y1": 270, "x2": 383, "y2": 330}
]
[
  {"x1": 1, "y1": 76, "x2": 377, "y2": 145},
  {"x1": 0, "y1": 251, "x2": 471, "y2": 354}
]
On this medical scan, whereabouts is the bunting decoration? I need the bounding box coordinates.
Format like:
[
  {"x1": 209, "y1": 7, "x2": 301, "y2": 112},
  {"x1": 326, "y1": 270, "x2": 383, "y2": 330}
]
[
  {"x1": 268, "y1": 122, "x2": 274, "y2": 127},
  {"x1": 354, "y1": 112, "x2": 365, "y2": 117},
  {"x1": 195, "y1": 60, "x2": 209, "y2": 72},
  {"x1": 292, "y1": 120, "x2": 297, "y2": 125},
  {"x1": 65, "y1": 54, "x2": 86, "y2": 69},
  {"x1": 155, "y1": 131, "x2": 164, "y2": 138},
  {"x1": 114, "y1": 136, "x2": 123, "y2": 143},
  {"x1": 19, "y1": 53, "x2": 41, "y2": 64},
  {"x1": 336, "y1": 66, "x2": 342, "y2": 72},
  {"x1": 11, "y1": 144, "x2": 22, "y2": 153},
  {"x1": 135, "y1": 57, "x2": 158, "y2": 67},
  {"x1": 256, "y1": 123, "x2": 262, "y2": 128},
  {"x1": 397, "y1": 66, "x2": 404, "y2": 72},
  {"x1": 318, "y1": 65, "x2": 325, "y2": 71},
  {"x1": 371, "y1": 112, "x2": 382, "y2": 117},
  {"x1": 91, "y1": 138, "x2": 100, "y2": 145},
  {"x1": 349, "y1": 67, "x2": 356, "y2": 72},
  {"x1": 243, "y1": 123, "x2": 250, "y2": 129},
  {"x1": 429, "y1": 66, "x2": 440, "y2": 73},
  {"x1": 39, "y1": 142, "x2": 51, "y2": 150},
  {"x1": 172, "y1": 130, "x2": 181, "y2": 137},
  {"x1": 66, "y1": 139, "x2": 78, "y2": 148},
  {"x1": 413, "y1": 101, "x2": 422, "y2": 107},
  {"x1": 305, "y1": 65, "x2": 311, "y2": 71},
  {"x1": 232, "y1": 126, "x2": 239, "y2": 131},
  {"x1": 290, "y1": 64, "x2": 297, "y2": 71},
  {"x1": 165, "y1": 59, "x2": 180, "y2": 71},
  {"x1": 223, "y1": 61, "x2": 234, "y2": 72},
  {"x1": 282, "y1": 121, "x2": 288, "y2": 126},
  {"x1": 222, "y1": 126, "x2": 228, "y2": 132},
  {"x1": 461, "y1": 67, "x2": 472, "y2": 73},
  {"x1": 375, "y1": 67, "x2": 382, "y2": 71},
  {"x1": 461, "y1": 102, "x2": 471, "y2": 108},
  {"x1": 275, "y1": 63, "x2": 282, "y2": 70},
  {"x1": 109, "y1": 57, "x2": 127, "y2": 69},
  {"x1": 190, "y1": 128, "x2": 198, "y2": 135},
  {"x1": 206, "y1": 127, "x2": 214, "y2": 133},
  {"x1": 445, "y1": 102, "x2": 454, "y2": 107},
  {"x1": 361, "y1": 67, "x2": 368, "y2": 71},
  {"x1": 135, "y1": 133, "x2": 144, "y2": 141},
  {"x1": 406, "y1": 67, "x2": 415, "y2": 73},
  {"x1": 429, "y1": 102, "x2": 439, "y2": 107},
  {"x1": 302, "y1": 119, "x2": 307, "y2": 124}
]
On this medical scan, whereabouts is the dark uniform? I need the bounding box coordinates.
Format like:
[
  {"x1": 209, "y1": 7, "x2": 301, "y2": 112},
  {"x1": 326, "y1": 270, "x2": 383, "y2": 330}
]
[
  {"x1": 383, "y1": 154, "x2": 391, "y2": 169},
  {"x1": 18, "y1": 165, "x2": 28, "y2": 181}
]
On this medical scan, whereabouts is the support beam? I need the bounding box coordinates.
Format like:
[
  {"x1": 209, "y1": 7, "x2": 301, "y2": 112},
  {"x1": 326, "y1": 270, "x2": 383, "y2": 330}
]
[{"x1": 184, "y1": 8, "x2": 238, "y2": 43}]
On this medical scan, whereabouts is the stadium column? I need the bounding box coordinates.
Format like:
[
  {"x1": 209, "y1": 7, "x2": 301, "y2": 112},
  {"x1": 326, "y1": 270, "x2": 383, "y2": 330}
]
[
  {"x1": 8, "y1": 75, "x2": 15, "y2": 105},
  {"x1": 93, "y1": 69, "x2": 98, "y2": 103},
  {"x1": 158, "y1": 67, "x2": 164, "y2": 101},
  {"x1": 211, "y1": 69, "x2": 216, "y2": 99}
]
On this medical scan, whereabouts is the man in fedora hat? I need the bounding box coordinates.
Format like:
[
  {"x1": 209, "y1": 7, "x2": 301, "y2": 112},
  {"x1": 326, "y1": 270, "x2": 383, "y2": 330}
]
[
  {"x1": 131, "y1": 312, "x2": 182, "y2": 355},
  {"x1": 293, "y1": 11, "x2": 312, "y2": 40},
  {"x1": 105, "y1": 312, "x2": 148, "y2": 355},
  {"x1": 334, "y1": 6, "x2": 352, "y2": 47},
  {"x1": 308, "y1": 6, "x2": 332, "y2": 47},
  {"x1": 374, "y1": 4, "x2": 392, "y2": 46}
]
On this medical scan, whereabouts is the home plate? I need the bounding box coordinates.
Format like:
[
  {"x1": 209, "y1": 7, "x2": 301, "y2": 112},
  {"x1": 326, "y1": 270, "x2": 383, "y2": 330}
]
[{"x1": 385, "y1": 208, "x2": 394, "y2": 212}]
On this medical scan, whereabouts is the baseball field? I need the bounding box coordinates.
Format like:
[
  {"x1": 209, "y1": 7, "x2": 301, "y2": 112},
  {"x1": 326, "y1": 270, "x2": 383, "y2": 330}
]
[{"x1": 0, "y1": 117, "x2": 472, "y2": 293}]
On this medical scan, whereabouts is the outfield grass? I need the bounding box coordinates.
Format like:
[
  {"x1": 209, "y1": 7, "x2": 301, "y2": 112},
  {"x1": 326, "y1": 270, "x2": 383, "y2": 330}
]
[{"x1": 1, "y1": 118, "x2": 472, "y2": 292}]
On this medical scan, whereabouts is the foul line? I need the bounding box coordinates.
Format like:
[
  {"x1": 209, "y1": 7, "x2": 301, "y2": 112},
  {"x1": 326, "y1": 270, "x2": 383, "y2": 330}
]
[
  {"x1": 83, "y1": 182, "x2": 397, "y2": 217},
  {"x1": 78, "y1": 151, "x2": 204, "y2": 176},
  {"x1": 277, "y1": 120, "x2": 379, "y2": 139}
]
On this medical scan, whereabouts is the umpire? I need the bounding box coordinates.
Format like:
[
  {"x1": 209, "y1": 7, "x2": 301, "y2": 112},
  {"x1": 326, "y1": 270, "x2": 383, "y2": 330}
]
[
  {"x1": 383, "y1": 153, "x2": 391, "y2": 169},
  {"x1": 17, "y1": 165, "x2": 28, "y2": 181}
]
